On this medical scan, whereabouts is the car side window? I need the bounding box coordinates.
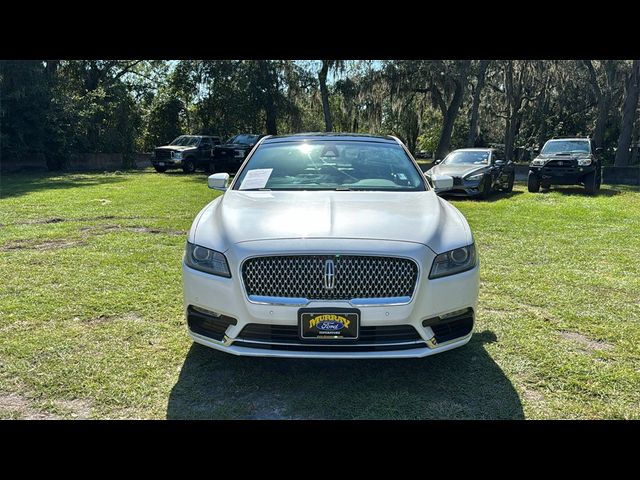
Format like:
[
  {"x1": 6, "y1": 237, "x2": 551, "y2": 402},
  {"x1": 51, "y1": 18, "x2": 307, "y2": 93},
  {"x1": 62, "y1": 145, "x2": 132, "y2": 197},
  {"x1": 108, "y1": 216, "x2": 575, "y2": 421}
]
[{"x1": 201, "y1": 138, "x2": 212, "y2": 148}]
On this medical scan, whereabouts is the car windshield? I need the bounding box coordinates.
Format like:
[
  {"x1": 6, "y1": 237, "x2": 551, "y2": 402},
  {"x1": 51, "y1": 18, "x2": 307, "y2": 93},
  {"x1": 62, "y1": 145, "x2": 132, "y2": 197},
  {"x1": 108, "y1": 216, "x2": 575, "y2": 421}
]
[
  {"x1": 232, "y1": 140, "x2": 426, "y2": 191},
  {"x1": 228, "y1": 134, "x2": 259, "y2": 145},
  {"x1": 541, "y1": 140, "x2": 590, "y2": 155},
  {"x1": 170, "y1": 136, "x2": 200, "y2": 146},
  {"x1": 442, "y1": 150, "x2": 490, "y2": 165}
]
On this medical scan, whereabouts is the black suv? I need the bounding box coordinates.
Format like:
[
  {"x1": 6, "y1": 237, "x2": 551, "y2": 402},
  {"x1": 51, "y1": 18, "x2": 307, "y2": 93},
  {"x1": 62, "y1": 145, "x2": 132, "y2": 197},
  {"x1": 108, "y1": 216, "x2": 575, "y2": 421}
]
[
  {"x1": 153, "y1": 135, "x2": 221, "y2": 173},
  {"x1": 528, "y1": 138, "x2": 602, "y2": 194},
  {"x1": 211, "y1": 134, "x2": 265, "y2": 173}
]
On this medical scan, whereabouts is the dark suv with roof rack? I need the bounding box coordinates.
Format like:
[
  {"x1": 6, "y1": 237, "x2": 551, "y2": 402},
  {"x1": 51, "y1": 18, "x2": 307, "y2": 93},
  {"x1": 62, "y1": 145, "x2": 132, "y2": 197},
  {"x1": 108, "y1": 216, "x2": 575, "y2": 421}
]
[{"x1": 528, "y1": 137, "x2": 602, "y2": 194}]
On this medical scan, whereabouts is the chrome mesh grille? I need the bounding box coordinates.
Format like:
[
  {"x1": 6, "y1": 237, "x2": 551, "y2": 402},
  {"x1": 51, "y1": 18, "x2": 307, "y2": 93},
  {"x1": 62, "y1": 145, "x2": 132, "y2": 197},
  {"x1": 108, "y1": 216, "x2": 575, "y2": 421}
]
[{"x1": 241, "y1": 255, "x2": 418, "y2": 300}]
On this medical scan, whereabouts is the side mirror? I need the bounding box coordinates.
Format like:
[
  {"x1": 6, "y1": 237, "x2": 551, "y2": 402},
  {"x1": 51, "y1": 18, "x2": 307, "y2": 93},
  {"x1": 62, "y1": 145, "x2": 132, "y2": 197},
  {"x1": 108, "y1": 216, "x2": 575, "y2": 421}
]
[
  {"x1": 430, "y1": 174, "x2": 453, "y2": 192},
  {"x1": 495, "y1": 160, "x2": 505, "y2": 166},
  {"x1": 434, "y1": 159, "x2": 443, "y2": 165},
  {"x1": 208, "y1": 172, "x2": 230, "y2": 191}
]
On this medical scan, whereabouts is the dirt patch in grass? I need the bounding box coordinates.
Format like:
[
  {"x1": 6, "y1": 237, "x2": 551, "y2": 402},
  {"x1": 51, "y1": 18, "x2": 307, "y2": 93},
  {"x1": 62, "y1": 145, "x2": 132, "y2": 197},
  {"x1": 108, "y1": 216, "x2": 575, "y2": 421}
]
[
  {"x1": 79, "y1": 313, "x2": 144, "y2": 325},
  {"x1": 79, "y1": 224, "x2": 186, "y2": 236},
  {"x1": 0, "y1": 390, "x2": 93, "y2": 420},
  {"x1": 0, "y1": 393, "x2": 60, "y2": 420},
  {"x1": 559, "y1": 331, "x2": 613, "y2": 351},
  {"x1": 522, "y1": 387, "x2": 545, "y2": 403},
  {"x1": 0, "y1": 239, "x2": 86, "y2": 252}
]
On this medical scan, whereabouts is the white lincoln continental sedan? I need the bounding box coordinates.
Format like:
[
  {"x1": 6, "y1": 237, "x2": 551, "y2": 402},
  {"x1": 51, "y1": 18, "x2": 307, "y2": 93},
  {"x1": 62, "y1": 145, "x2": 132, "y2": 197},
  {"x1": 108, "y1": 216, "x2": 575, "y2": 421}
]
[{"x1": 182, "y1": 133, "x2": 480, "y2": 358}]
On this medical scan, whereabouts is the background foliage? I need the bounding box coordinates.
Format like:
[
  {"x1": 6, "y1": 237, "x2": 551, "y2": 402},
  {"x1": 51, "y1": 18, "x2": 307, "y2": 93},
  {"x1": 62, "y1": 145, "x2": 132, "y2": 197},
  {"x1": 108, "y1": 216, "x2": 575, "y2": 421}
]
[{"x1": 1, "y1": 60, "x2": 639, "y2": 168}]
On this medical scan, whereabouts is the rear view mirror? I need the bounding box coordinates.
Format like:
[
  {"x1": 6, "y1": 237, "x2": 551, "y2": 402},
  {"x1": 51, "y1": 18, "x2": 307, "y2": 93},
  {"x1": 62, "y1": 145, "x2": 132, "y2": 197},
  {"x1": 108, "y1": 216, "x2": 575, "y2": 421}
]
[
  {"x1": 208, "y1": 172, "x2": 230, "y2": 191},
  {"x1": 431, "y1": 174, "x2": 454, "y2": 192}
]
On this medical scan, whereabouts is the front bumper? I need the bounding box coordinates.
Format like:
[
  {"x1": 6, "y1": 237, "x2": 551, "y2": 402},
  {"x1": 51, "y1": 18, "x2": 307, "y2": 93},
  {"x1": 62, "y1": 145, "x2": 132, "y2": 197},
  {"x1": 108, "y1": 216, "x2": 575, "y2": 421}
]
[
  {"x1": 439, "y1": 177, "x2": 483, "y2": 197},
  {"x1": 182, "y1": 239, "x2": 480, "y2": 359},
  {"x1": 153, "y1": 158, "x2": 183, "y2": 168},
  {"x1": 529, "y1": 164, "x2": 597, "y2": 184}
]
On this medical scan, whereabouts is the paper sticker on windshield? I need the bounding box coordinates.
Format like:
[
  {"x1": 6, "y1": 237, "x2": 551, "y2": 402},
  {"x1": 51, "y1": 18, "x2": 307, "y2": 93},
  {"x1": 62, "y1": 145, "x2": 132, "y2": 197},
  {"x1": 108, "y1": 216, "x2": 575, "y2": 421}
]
[{"x1": 239, "y1": 168, "x2": 273, "y2": 190}]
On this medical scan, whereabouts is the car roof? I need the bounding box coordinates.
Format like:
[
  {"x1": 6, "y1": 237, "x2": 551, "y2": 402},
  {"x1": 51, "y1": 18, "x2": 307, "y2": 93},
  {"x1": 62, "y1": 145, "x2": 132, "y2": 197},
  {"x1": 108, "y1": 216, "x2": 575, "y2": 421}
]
[
  {"x1": 262, "y1": 132, "x2": 398, "y2": 144},
  {"x1": 546, "y1": 138, "x2": 590, "y2": 142},
  {"x1": 450, "y1": 148, "x2": 495, "y2": 152}
]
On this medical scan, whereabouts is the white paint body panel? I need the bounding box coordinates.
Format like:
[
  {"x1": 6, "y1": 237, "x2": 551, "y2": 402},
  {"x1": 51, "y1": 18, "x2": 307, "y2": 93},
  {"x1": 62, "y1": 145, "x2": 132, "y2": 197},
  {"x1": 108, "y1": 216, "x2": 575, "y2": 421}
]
[{"x1": 183, "y1": 190, "x2": 480, "y2": 358}]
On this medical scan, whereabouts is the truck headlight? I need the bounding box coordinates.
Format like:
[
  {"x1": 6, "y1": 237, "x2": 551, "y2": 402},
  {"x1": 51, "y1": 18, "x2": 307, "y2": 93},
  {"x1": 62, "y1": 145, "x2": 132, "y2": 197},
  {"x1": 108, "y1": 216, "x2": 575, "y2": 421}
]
[
  {"x1": 172, "y1": 152, "x2": 183, "y2": 160},
  {"x1": 531, "y1": 158, "x2": 545, "y2": 166},
  {"x1": 184, "y1": 242, "x2": 231, "y2": 278},
  {"x1": 465, "y1": 173, "x2": 484, "y2": 181},
  {"x1": 577, "y1": 158, "x2": 592, "y2": 166},
  {"x1": 429, "y1": 244, "x2": 477, "y2": 279}
]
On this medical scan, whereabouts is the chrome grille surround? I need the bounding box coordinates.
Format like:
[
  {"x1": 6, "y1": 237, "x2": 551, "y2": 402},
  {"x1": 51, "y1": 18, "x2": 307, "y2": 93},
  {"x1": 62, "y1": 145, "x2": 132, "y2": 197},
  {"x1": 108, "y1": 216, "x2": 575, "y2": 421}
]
[{"x1": 241, "y1": 254, "x2": 419, "y2": 305}]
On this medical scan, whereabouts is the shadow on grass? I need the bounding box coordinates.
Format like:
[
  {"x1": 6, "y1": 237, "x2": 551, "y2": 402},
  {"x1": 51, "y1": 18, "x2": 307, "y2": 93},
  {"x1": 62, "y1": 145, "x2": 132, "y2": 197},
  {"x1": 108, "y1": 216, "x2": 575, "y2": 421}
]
[
  {"x1": 0, "y1": 171, "x2": 127, "y2": 199},
  {"x1": 441, "y1": 190, "x2": 524, "y2": 203},
  {"x1": 538, "y1": 186, "x2": 622, "y2": 197},
  {"x1": 167, "y1": 330, "x2": 523, "y2": 419}
]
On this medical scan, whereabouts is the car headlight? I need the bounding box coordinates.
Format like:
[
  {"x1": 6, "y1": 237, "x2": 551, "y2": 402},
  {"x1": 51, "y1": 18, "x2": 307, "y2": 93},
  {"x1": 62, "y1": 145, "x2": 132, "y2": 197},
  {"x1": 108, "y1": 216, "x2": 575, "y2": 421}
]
[
  {"x1": 531, "y1": 158, "x2": 545, "y2": 166},
  {"x1": 429, "y1": 244, "x2": 477, "y2": 279},
  {"x1": 184, "y1": 242, "x2": 231, "y2": 277},
  {"x1": 577, "y1": 157, "x2": 592, "y2": 166},
  {"x1": 172, "y1": 152, "x2": 183, "y2": 160},
  {"x1": 465, "y1": 173, "x2": 484, "y2": 181}
]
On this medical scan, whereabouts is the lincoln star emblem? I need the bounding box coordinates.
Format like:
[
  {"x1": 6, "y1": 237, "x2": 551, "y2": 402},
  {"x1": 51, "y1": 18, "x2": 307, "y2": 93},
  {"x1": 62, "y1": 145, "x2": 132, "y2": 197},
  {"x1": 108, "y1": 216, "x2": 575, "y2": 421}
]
[
  {"x1": 558, "y1": 161, "x2": 563, "y2": 166},
  {"x1": 323, "y1": 259, "x2": 336, "y2": 290}
]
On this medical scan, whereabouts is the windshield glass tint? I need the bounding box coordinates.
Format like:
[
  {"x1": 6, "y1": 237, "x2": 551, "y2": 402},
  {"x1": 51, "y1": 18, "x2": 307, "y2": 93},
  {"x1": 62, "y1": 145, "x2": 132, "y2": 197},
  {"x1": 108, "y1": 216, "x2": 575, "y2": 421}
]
[
  {"x1": 233, "y1": 141, "x2": 426, "y2": 191},
  {"x1": 443, "y1": 150, "x2": 490, "y2": 165},
  {"x1": 541, "y1": 140, "x2": 590, "y2": 155},
  {"x1": 229, "y1": 134, "x2": 259, "y2": 145},
  {"x1": 170, "y1": 136, "x2": 200, "y2": 146}
]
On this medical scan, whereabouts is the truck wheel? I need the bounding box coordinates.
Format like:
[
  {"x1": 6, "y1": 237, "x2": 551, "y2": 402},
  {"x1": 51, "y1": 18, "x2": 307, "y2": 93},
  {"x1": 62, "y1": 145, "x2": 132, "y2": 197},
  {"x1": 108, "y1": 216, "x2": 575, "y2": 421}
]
[
  {"x1": 182, "y1": 158, "x2": 196, "y2": 174},
  {"x1": 154, "y1": 166, "x2": 167, "y2": 173},
  {"x1": 584, "y1": 171, "x2": 598, "y2": 195},
  {"x1": 527, "y1": 172, "x2": 540, "y2": 193},
  {"x1": 206, "y1": 161, "x2": 217, "y2": 174}
]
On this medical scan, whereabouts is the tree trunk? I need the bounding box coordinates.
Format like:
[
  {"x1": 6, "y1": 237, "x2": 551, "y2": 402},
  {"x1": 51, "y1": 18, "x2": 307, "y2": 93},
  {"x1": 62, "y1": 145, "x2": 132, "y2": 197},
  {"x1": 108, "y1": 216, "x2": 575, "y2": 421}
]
[
  {"x1": 318, "y1": 61, "x2": 333, "y2": 132},
  {"x1": 614, "y1": 60, "x2": 640, "y2": 166},
  {"x1": 630, "y1": 117, "x2": 639, "y2": 164},
  {"x1": 434, "y1": 81, "x2": 464, "y2": 160},
  {"x1": 434, "y1": 62, "x2": 470, "y2": 160},
  {"x1": 466, "y1": 60, "x2": 490, "y2": 147}
]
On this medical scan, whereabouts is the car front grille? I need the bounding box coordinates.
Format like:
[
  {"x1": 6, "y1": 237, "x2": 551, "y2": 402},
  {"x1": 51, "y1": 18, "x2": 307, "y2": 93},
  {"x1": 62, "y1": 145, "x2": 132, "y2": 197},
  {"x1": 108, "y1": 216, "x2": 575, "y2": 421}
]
[
  {"x1": 241, "y1": 255, "x2": 419, "y2": 302},
  {"x1": 452, "y1": 177, "x2": 463, "y2": 186},
  {"x1": 155, "y1": 149, "x2": 172, "y2": 160}
]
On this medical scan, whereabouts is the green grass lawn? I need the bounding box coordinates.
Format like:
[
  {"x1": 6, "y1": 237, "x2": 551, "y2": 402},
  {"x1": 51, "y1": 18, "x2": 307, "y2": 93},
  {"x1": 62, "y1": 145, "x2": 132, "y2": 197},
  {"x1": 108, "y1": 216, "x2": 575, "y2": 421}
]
[{"x1": 1, "y1": 169, "x2": 639, "y2": 419}]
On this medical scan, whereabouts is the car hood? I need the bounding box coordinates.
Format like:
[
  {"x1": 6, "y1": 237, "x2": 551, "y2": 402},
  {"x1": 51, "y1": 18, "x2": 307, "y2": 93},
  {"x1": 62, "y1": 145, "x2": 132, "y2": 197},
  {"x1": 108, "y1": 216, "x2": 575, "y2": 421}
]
[
  {"x1": 428, "y1": 164, "x2": 489, "y2": 178},
  {"x1": 217, "y1": 143, "x2": 251, "y2": 149},
  {"x1": 155, "y1": 145, "x2": 194, "y2": 152},
  {"x1": 190, "y1": 190, "x2": 473, "y2": 255},
  {"x1": 534, "y1": 153, "x2": 587, "y2": 161}
]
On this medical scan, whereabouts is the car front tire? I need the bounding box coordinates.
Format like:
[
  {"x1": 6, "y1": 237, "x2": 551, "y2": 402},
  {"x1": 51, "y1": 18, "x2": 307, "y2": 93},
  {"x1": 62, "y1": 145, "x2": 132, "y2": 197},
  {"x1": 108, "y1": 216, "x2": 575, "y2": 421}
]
[
  {"x1": 527, "y1": 172, "x2": 540, "y2": 193},
  {"x1": 479, "y1": 175, "x2": 492, "y2": 199},
  {"x1": 584, "y1": 171, "x2": 598, "y2": 195},
  {"x1": 502, "y1": 172, "x2": 515, "y2": 192},
  {"x1": 154, "y1": 166, "x2": 167, "y2": 173},
  {"x1": 182, "y1": 158, "x2": 196, "y2": 174}
]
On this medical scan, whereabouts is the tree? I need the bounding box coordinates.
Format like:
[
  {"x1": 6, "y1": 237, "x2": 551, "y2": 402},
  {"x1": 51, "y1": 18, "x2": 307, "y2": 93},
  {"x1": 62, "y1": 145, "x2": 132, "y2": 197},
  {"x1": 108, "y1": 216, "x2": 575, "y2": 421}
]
[
  {"x1": 466, "y1": 60, "x2": 490, "y2": 147},
  {"x1": 614, "y1": 60, "x2": 640, "y2": 166}
]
